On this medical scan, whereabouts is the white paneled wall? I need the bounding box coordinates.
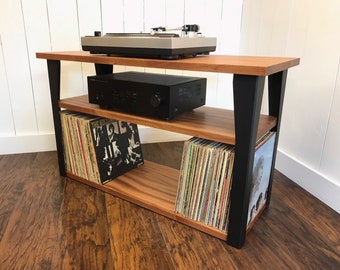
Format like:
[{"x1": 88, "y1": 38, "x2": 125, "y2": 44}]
[
  {"x1": 0, "y1": 0, "x2": 242, "y2": 154},
  {"x1": 241, "y1": 0, "x2": 340, "y2": 213},
  {"x1": 0, "y1": 34, "x2": 15, "y2": 136},
  {"x1": 0, "y1": 0, "x2": 38, "y2": 136},
  {"x1": 21, "y1": 0, "x2": 53, "y2": 134}
]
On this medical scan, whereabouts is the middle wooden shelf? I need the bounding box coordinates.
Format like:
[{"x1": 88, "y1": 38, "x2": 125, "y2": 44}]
[{"x1": 59, "y1": 95, "x2": 277, "y2": 145}]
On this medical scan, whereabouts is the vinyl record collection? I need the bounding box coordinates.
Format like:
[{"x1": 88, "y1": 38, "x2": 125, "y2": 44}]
[
  {"x1": 60, "y1": 110, "x2": 143, "y2": 184},
  {"x1": 175, "y1": 137, "x2": 235, "y2": 232}
]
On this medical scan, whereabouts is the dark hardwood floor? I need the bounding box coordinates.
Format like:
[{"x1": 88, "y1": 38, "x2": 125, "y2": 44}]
[{"x1": 0, "y1": 141, "x2": 339, "y2": 269}]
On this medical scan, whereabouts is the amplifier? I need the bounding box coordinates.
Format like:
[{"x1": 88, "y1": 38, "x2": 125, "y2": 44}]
[{"x1": 88, "y1": 71, "x2": 207, "y2": 120}]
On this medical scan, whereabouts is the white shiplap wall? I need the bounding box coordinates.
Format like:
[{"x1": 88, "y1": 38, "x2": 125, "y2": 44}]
[
  {"x1": 0, "y1": 0, "x2": 242, "y2": 154},
  {"x1": 241, "y1": 0, "x2": 340, "y2": 213}
]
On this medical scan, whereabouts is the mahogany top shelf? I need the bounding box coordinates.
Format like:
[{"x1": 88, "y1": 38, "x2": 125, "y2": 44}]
[{"x1": 36, "y1": 51, "x2": 300, "y2": 76}]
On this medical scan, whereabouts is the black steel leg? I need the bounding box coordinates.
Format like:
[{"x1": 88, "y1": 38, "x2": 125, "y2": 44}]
[
  {"x1": 227, "y1": 74, "x2": 265, "y2": 248},
  {"x1": 46, "y1": 61, "x2": 112, "y2": 177},
  {"x1": 268, "y1": 70, "x2": 287, "y2": 122},
  {"x1": 47, "y1": 60, "x2": 66, "y2": 176},
  {"x1": 95, "y1": 63, "x2": 113, "y2": 75},
  {"x1": 265, "y1": 70, "x2": 288, "y2": 207}
]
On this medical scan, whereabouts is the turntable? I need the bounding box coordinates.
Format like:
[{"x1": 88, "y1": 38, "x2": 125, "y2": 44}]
[{"x1": 81, "y1": 24, "x2": 217, "y2": 59}]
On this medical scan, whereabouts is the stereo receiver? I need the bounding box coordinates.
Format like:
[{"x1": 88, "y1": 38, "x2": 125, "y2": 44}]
[{"x1": 88, "y1": 71, "x2": 207, "y2": 120}]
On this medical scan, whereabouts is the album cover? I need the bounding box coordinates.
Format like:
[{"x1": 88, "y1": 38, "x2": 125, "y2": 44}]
[
  {"x1": 60, "y1": 111, "x2": 143, "y2": 184},
  {"x1": 247, "y1": 132, "x2": 276, "y2": 226},
  {"x1": 90, "y1": 118, "x2": 144, "y2": 184}
]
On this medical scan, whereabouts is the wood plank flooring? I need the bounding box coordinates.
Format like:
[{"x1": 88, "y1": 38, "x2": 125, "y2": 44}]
[{"x1": 0, "y1": 141, "x2": 339, "y2": 270}]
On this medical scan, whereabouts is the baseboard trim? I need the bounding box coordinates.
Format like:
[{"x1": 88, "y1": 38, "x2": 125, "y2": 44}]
[
  {"x1": 0, "y1": 127, "x2": 190, "y2": 155},
  {"x1": 138, "y1": 126, "x2": 191, "y2": 144},
  {"x1": 0, "y1": 133, "x2": 57, "y2": 155},
  {"x1": 276, "y1": 149, "x2": 340, "y2": 214}
]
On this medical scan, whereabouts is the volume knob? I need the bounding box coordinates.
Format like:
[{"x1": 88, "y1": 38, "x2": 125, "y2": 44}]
[{"x1": 150, "y1": 94, "x2": 162, "y2": 108}]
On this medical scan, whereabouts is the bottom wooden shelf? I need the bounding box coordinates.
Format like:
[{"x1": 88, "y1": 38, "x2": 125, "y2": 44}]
[{"x1": 66, "y1": 160, "x2": 228, "y2": 240}]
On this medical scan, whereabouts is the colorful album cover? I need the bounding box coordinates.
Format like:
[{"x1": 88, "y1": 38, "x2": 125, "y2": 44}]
[{"x1": 247, "y1": 133, "x2": 276, "y2": 226}]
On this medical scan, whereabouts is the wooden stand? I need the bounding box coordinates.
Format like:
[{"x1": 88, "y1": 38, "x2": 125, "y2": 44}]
[{"x1": 36, "y1": 51, "x2": 299, "y2": 248}]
